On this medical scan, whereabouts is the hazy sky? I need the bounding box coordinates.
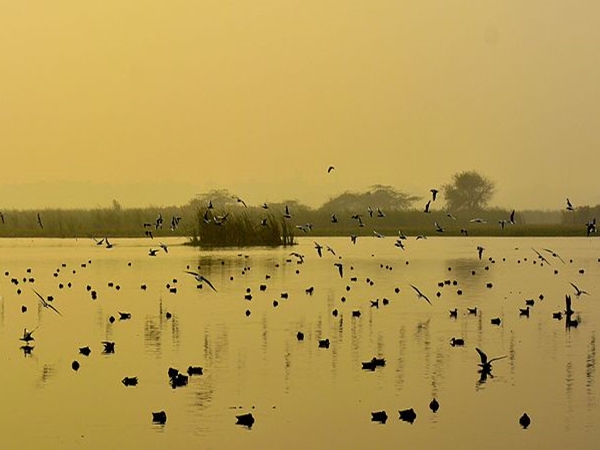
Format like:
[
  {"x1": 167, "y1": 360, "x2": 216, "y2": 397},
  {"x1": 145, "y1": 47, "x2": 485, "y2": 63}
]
[{"x1": 2, "y1": 1, "x2": 599, "y2": 210}]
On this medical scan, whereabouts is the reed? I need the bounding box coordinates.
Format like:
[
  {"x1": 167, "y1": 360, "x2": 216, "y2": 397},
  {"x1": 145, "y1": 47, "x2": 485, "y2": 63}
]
[{"x1": 190, "y1": 210, "x2": 295, "y2": 248}]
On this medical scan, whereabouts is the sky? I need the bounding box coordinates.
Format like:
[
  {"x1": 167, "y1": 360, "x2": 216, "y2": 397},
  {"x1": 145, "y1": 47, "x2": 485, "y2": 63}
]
[{"x1": 1, "y1": 0, "x2": 599, "y2": 210}]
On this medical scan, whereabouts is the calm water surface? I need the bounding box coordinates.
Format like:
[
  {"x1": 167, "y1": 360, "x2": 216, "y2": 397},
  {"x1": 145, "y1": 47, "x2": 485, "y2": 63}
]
[{"x1": 0, "y1": 236, "x2": 599, "y2": 449}]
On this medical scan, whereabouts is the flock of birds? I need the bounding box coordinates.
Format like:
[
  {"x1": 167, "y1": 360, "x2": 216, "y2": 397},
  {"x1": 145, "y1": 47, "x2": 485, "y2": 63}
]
[{"x1": 3, "y1": 168, "x2": 598, "y2": 439}]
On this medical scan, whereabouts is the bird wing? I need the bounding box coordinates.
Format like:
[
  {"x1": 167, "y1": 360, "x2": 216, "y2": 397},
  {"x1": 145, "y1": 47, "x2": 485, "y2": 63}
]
[
  {"x1": 488, "y1": 355, "x2": 508, "y2": 364},
  {"x1": 200, "y1": 275, "x2": 217, "y2": 292},
  {"x1": 476, "y1": 347, "x2": 488, "y2": 364}
]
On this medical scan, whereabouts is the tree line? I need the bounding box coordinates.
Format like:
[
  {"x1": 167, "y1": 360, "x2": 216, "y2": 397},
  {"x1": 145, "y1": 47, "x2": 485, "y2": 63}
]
[{"x1": 0, "y1": 171, "x2": 596, "y2": 240}]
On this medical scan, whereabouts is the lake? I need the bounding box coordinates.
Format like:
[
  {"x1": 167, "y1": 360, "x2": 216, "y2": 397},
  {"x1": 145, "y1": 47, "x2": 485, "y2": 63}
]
[{"x1": 0, "y1": 236, "x2": 598, "y2": 449}]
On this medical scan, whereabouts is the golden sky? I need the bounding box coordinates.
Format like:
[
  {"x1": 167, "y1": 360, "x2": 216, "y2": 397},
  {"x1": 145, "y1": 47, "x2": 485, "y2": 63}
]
[{"x1": 1, "y1": 1, "x2": 599, "y2": 209}]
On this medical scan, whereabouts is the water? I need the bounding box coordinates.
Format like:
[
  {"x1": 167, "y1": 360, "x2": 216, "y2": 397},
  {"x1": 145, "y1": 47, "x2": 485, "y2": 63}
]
[{"x1": 0, "y1": 236, "x2": 599, "y2": 449}]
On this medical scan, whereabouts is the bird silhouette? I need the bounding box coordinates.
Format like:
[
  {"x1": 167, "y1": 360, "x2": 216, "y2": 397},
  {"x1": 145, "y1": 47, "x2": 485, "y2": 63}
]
[
  {"x1": 410, "y1": 284, "x2": 432, "y2": 305},
  {"x1": 32, "y1": 289, "x2": 62, "y2": 316},
  {"x1": 184, "y1": 271, "x2": 217, "y2": 292},
  {"x1": 476, "y1": 347, "x2": 507, "y2": 373}
]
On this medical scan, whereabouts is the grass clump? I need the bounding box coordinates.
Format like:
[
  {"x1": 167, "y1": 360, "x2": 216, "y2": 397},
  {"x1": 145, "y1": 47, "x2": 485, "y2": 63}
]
[{"x1": 189, "y1": 211, "x2": 295, "y2": 248}]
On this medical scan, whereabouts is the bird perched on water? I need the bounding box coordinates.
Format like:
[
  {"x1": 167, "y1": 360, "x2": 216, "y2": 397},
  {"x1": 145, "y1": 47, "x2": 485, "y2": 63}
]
[
  {"x1": 32, "y1": 289, "x2": 62, "y2": 316},
  {"x1": 519, "y1": 413, "x2": 531, "y2": 429},
  {"x1": 410, "y1": 284, "x2": 432, "y2": 305},
  {"x1": 184, "y1": 271, "x2": 217, "y2": 292},
  {"x1": 476, "y1": 347, "x2": 507, "y2": 373},
  {"x1": 429, "y1": 398, "x2": 440, "y2": 413},
  {"x1": 236, "y1": 413, "x2": 255, "y2": 428}
]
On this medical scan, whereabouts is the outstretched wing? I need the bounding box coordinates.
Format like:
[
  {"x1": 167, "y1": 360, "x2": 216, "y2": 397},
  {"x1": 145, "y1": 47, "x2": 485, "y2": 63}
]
[{"x1": 475, "y1": 347, "x2": 488, "y2": 365}]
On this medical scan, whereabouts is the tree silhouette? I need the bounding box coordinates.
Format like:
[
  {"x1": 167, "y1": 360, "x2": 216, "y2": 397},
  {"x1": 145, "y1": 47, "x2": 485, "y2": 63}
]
[
  {"x1": 320, "y1": 185, "x2": 419, "y2": 212},
  {"x1": 443, "y1": 171, "x2": 495, "y2": 212}
]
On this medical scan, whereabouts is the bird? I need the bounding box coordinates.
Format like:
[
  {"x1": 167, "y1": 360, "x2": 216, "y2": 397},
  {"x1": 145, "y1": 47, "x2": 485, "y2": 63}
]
[
  {"x1": 477, "y1": 246, "x2": 484, "y2": 260},
  {"x1": 102, "y1": 341, "x2": 116, "y2": 353},
  {"x1": 148, "y1": 249, "x2": 159, "y2": 257},
  {"x1": 519, "y1": 413, "x2": 531, "y2": 429},
  {"x1": 314, "y1": 242, "x2": 323, "y2": 257},
  {"x1": 570, "y1": 282, "x2": 589, "y2": 297},
  {"x1": 20, "y1": 328, "x2": 36, "y2": 343},
  {"x1": 284, "y1": 205, "x2": 292, "y2": 219},
  {"x1": 371, "y1": 411, "x2": 388, "y2": 424},
  {"x1": 236, "y1": 197, "x2": 247, "y2": 207},
  {"x1": 32, "y1": 288, "x2": 62, "y2": 316},
  {"x1": 509, "y1": 209, "x2": 516, "y2": 224},
  {"x1": 37, "y1": 213, "x2": 43, "y2": 229},
  {"x1": 450, "y1": 337, "x2": 465, "y2": 347},
  {"x1": 331, "y1": 213, "x2": 338, "y2": 223},
  {"x1": 373, "y1": 230, "x2": 385, "y2": 239},
  {"x1": 424, "y1": 200, "x2": 431, "y2": 213},
  {"x1": 334, "y1": 262, "x2": 344, "y2": 278},
  {"x1": 159, "y1": 242, "x2": 168, "y2": 253},
  {"x1": 475, "y1": 347, "x2": 507, "y2": 373},
  {"x1": 122, "y1": 376, "x2": 138, "y2": 386},
  {"x1": 236, "y1": 413, "x2": 255, "y2": 428},
  {"x1": 376, "y1": 207, "x2": 385, "y2": 218},
  {"x1": 261, "y1": 202, "x2": 269, "y2": 209},
  {"x1": 434, "y1": 222, "x2": 444, "y2": 233},
  {"x1": 566, "y1": 198, "x2": 574, "y2": 211},
  {"x1": 183, "y1": 271, "x2": 217, "y2": 292},
  {"x1": 289, "y1": 252, "x2": 305, "y2": 264},
  {"x1": 430, "y1": 189, "x2": 439, "y2": 201},
  {"x1": 152, "y1": 411, "x2": 167, "y2": 424},
  {"x1": 105, "y1": 238, "x2": 114, "y2": 249},
  {"x1": 326, "y1": 245, "x2": 336, "y2": 256},
  {"x1": 470, "y1": 218, "x2": 486, "y2": 224},
  {"x1": 532, "y1": 248, "x2": 550, "y2": 265},
  {"x1": 543, "y1": 248, "x2": 565, "y2": 263},
  {"x1": 429, "y1": 398, "x2": 440, "y2": 413},
  {"x1": 327, "y1": 165, "x2": 335, "y2": 173},
  {"x1": 398, "y1": 408, "x2": 417, "y2": 424},
  {"x1": 410, "y1": 284, "x2": 432, "y2": 305}
]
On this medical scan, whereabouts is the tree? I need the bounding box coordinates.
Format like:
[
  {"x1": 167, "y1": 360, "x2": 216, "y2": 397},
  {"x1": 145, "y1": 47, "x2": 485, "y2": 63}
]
[
  {"x1": 443, "y1": 171, "x2": 495, "y2": 212},
  {"x1": 320, "y1": 185, "x2": 420, "y2": 212}
]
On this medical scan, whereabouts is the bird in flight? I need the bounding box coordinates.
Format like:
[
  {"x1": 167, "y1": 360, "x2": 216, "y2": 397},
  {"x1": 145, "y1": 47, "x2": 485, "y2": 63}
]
[
  {"x1": 32, "y1": 289, "x2": 62, "y2": 316},
  {"x1": 334, "y1": 262, "x2": 344, "y2": 278},
  {"x1": 184, "y1": 271, "x2": 217, "y2": 292},
  {"x1": 410, "y1": 284, "x2": 432, "y2": 305},
  {"x1": 37, "y1": 213, "x2": 44, "y2": 229},
  {"x1": 477, "y1": 246, "x2": 484, "y2": 260},
  {"x1": 570, "y1": 282, "x2": 589, "y2": 297},
  {"x1": 236, "y1": 197, "x2": 247, "y2": 207},
  {"x1": 430, "y1": 189, "x2": 439, "y2": 201},
  {"x1": 424, "y1": 200, "x2": 431, "y2": 213},
  {"x1": 327, "y1": 166, "x2": 335, "y2": 173},
  {"x1": 566, "y1": 198, "x2": 574, "y2": 211},
  {"x1": 314, "y1": 242, "x2": 323, "y2": 257},
  {"x1": 543, "y1": 248, "x2": 565, "y2": 263},
  {"x1": 148, "y1": 248, "x2": 159, "y2": 257},
  {"x1": 475, "y1": 347, "x2": 507, "y2": 373}
]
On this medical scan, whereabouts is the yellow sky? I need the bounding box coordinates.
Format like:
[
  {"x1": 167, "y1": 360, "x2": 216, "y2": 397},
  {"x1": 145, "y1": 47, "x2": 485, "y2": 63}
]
[{"x1": 1, "y1": 1, "x2": 599, "y2": 209}]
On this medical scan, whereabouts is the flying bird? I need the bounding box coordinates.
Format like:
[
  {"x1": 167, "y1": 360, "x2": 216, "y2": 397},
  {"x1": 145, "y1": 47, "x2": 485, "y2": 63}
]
[
  {"x1": 327, "y1": 166, "x2": 335, "y2": 173},
  {"x1": 475, "y1": 347, "x2": 507, "y2": 373},
  {"x1": 314, "y1": 242, "x2": 323, "y2": 257},
  {"x1": 37, "y1": 213, "x2": 43, "y2": 229},
  {"x1": 32, "y1": 288, "x2": 62, "y2": 316},
  {"x1": 570, "y1": 282, "x2": 589, "y2": 297},
  {"x1": 236, "y1": 197, "x2": 247, "y2": 207},
  {"x1": 184, "y1": 271, "x2": 217, "y2": 292},
  {"x1": 410, "y1": 284, "x2": 432, "y2": 305},
  {"x1": 334, "y1": 262, "x2": 344, "y2": 278},
  {"x1": 430, "y1": 189, "x2": 439, "y2": 201},
  {"x1": 477, "y1": 246, "x2": 484, "y2": 260},
  {"x1": 424, "y1": 200, "x2": 431, "y2": 213},
  {"x1": 566, "y1": 198, "x2": 574, "y2": 211}
]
